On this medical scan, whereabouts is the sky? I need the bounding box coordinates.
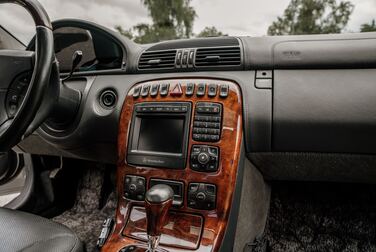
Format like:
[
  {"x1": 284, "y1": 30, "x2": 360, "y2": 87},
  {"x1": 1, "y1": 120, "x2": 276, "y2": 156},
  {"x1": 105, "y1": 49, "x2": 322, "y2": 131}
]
[{"x1": 0, "y1": 0, "x2": 375, "y2": 44}]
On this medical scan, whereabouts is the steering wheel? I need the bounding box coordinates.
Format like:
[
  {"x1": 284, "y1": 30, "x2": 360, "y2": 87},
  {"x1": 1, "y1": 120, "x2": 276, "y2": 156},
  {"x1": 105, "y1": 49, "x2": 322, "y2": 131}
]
[{"x1": 0, "y1": 0, "x2": 55, "y2": 152}]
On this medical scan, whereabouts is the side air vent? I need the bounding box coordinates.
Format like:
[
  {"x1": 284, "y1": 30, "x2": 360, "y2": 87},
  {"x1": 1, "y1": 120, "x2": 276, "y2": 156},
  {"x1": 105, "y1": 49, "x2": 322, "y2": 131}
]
[
  {"x1": 138, "y1": 50, "x2": 177, "y2": 70},
  {"x1": 195, "y1": 46, "x2": 241, "y2": 67}
]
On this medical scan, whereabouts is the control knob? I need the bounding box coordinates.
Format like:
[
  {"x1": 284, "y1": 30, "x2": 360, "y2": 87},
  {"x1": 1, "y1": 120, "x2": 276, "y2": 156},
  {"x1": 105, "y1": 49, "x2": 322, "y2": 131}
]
[{"x1": 198, "y1": 152, "x2": 210, "y2": 165}]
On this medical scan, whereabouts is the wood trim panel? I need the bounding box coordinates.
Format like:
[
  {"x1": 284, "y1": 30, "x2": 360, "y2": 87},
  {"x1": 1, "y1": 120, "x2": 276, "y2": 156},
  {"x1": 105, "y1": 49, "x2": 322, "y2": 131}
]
[
  {"x1": 124, "y1": 206, "x2": 203, "y2": 250},
  {"x1": 102, "y1": 78, "x2": 243, "y2": 252}
]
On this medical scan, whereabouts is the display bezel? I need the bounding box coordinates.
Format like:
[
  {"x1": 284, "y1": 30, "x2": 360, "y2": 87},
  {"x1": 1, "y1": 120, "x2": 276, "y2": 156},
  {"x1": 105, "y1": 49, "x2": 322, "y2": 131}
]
[{"x1": 127, "y1": 102, "x2": 192, "y2": 169}]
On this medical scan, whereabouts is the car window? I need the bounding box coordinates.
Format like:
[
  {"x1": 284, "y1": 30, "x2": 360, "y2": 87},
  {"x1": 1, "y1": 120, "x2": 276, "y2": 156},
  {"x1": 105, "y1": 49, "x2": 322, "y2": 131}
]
[
  {"x1": 0, "y1": 25, "x2": 25, "y2": 50},
  {"x1": 0, "y1": 3, "x2": 34, "y2": 45},
  {"x1": 0, "y1": 0, "x2": 375, "y2": 45}
]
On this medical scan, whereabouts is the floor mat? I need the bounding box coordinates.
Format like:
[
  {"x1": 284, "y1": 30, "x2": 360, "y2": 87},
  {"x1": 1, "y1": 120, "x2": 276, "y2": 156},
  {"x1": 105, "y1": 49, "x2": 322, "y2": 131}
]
[
  {"x1": 53, "y1": 166, "x2": 117, "y2": 252},
  {"x1": 255, "y1": 182, "x2": 376, "y2": 252}
]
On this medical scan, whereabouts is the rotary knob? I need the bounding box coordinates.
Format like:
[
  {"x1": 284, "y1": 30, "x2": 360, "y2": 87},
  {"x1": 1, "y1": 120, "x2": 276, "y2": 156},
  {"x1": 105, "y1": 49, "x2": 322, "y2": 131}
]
[
  {"x1": 196, "y1": 192, "x2": 206, "y2": 201},
  {"x1": 198, "y1": 152, "x2": 210, "y2": 165}
]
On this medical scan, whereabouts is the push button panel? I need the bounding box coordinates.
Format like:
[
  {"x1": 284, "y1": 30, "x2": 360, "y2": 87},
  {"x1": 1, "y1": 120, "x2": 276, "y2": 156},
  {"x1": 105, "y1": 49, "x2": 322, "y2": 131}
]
[
  {"x1": 193, "y1": 102, "x2": 222, "y2": 142},
  {"x1": 131, "y1": 80, "x2": 231, "y2": 99},
  {"x1": 6, "y1": 72, "x2": 31, "y2": 118},
  {"x1": 190, "y1": 145, "x2": 219, "y2": 172},
  {"x1": 124, "y1": 175, "x2": 146, "y2": 201},
  {"x1": 188, "y1": 183, "x2": 216, "y2": 210}
]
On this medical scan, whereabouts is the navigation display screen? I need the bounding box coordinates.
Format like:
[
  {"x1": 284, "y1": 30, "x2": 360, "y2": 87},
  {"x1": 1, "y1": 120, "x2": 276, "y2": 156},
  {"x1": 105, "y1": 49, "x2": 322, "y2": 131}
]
[{"x1": 137, "y1": 117, "x2": 185, "y2": 154}]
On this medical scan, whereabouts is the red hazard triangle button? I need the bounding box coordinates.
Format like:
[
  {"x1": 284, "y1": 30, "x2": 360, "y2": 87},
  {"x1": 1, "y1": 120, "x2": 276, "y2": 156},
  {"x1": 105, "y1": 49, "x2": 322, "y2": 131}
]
[{"x1": 170, "y1": 83, "x2": 183, "y2": 96}]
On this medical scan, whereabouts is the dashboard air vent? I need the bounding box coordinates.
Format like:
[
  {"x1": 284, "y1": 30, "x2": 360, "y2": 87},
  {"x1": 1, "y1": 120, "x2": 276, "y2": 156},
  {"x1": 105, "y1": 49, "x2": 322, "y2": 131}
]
[
  {"x1": 195, "y1": 46, "x2": 241, "y2": 67},
  {"x1": 138, "y1": 49, "x2": 177, "y2": 70}
]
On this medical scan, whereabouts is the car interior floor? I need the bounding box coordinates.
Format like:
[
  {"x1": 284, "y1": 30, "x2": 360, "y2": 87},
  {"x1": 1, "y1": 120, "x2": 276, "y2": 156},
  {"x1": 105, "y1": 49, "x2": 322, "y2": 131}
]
[
  {"x1": 254, "y1": 182, "x2": 376, "y2": 252},
  {"x1": 52, "y1": 165, "x2": 117, "y2": 252}
]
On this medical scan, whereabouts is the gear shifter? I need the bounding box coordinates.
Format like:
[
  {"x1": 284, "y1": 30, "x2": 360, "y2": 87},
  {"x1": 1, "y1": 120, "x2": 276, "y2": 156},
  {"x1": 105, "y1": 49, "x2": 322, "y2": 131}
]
[{"x1": 145, "y1": 184, "x2": 174, "y2": 252}]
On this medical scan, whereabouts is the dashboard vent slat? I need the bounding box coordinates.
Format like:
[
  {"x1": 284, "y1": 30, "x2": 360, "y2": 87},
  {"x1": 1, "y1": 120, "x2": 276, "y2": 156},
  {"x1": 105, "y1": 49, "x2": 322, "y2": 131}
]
[
  {"x1": 138, "y1": 49, "x2": 177, "y2": 70},
  {"x1": 195, "y1": 46, "x2": 241, "y2": 67}
]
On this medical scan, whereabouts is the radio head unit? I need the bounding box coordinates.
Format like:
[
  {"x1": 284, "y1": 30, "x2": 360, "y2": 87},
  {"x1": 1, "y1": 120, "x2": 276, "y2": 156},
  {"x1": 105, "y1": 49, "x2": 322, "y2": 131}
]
[{"x1": 127, "y1": 102, "x2": 192, "y2": 169}]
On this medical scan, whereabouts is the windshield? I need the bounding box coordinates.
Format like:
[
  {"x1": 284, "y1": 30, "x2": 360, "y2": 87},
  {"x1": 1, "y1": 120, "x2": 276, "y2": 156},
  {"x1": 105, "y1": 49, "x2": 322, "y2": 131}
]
[{"x1": 0, "y1": 0, "x2": 375, "y2": 45}]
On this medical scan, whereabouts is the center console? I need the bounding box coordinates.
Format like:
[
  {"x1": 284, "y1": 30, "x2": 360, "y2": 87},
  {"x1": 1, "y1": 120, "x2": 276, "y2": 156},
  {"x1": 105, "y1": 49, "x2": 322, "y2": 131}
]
[{"x1": 102, "y1": 78, "x2": 243, "y2": 252}]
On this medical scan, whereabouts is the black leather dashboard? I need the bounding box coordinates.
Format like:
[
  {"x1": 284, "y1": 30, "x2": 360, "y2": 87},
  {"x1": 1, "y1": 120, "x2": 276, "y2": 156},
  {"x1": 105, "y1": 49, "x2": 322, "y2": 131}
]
[{"x1": 17, "y1": 19, "x2": 376, "y2": 182}]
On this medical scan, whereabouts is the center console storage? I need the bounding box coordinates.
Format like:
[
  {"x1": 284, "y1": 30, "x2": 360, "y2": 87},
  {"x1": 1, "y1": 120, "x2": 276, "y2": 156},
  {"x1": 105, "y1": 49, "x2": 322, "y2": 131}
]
[{"x1": 102, "y1": 79, "x2": 243, "y2": 252}]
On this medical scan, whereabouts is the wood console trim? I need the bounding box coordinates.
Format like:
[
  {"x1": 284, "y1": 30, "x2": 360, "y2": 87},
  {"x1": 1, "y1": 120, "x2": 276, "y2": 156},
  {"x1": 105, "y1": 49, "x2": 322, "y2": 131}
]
[
  {"x1": 124, "y1": 206, "x2": 203, "y2": 250},
  {"x1": 102, "y1": 78, "x2": 243, "y2": 252}
]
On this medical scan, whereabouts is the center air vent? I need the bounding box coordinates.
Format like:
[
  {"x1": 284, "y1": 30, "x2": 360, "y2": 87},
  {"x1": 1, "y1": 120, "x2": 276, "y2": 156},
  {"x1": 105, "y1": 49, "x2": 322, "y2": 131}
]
[
  {"x1": 138, "y1": 49, "x2": 177, "y2": 70},
  {"x1": 195, "y1": 46, "x2": 241, "y2": 67}
]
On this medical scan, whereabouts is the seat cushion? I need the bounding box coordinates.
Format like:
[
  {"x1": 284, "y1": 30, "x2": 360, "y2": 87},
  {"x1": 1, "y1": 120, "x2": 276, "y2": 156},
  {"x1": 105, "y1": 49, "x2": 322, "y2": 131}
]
[{"x1": 0, "y1": 208, "x2": 83, "y2": 252}]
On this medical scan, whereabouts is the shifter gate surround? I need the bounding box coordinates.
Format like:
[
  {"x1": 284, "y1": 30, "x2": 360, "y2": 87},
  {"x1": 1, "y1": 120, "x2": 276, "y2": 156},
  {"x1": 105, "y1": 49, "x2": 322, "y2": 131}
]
[{"x1": 124, "y1": 206, "x2": 203, "y2": 250}]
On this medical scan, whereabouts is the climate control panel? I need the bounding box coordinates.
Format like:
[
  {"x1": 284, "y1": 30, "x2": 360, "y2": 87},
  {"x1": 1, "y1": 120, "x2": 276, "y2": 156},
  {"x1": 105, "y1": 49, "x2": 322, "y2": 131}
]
[
  {"x1": 124, "y1": 175, "x2": 146, "y2": 201},
  {"x1": 190, "y1": 145, "x2": 219, "y2": 172},
  {"x1": 188, "y1": 183, "x2": 216, "y2": 210}
]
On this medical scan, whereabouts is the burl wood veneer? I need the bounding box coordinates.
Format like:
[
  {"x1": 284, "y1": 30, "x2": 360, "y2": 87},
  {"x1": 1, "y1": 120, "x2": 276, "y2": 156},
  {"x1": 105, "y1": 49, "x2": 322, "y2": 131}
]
[
  {"x1": 102, "y1": 78, "x2": 243, "y2": 252},
  {"x1": 124, "y1": 206, "x2": 203, "y2": 250}
]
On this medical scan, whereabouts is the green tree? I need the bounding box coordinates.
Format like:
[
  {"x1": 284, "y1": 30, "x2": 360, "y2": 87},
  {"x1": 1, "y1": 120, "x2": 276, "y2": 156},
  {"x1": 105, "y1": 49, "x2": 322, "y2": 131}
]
[
  {"x1": 115, "y1": 25, "x2": 133, "y2": 40},
  {"x1": 197, "y1": 26, "x2": 227, "y2": 37},
  {"x1": 116, "y1": 0, "x2": 226, "y2": 43},
  {"x1": 141, "y1": 0, "x2": 196, "y2": 39},
  {"x1": 117, "y1": 0, "x2": 196, "y2": 44},
  {"x1": 360, "y1": 19, "x2": 376, "y2": 32},
  {"x1": 268, "y1": 0, "x2": 354, "y2": 35}
]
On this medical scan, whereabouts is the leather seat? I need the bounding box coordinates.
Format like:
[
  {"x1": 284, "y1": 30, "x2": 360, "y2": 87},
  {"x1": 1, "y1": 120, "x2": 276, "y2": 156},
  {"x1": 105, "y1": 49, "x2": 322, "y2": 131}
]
[{"x1": 0, "y1": 208, "x2": 83, "y2": 252}]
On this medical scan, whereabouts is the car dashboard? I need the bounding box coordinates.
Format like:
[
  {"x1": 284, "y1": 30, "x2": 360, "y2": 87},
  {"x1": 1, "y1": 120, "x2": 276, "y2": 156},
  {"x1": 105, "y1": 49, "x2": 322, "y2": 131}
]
[{"x1": 16, "y1": 18, "x2": 376, "y2": 252}]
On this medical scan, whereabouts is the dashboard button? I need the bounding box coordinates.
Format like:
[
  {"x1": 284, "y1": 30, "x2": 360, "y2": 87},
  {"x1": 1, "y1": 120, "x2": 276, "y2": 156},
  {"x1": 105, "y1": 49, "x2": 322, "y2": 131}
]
[
  {"x1": 209, "y1": 135, "x2": 220, "y2": 141},
  {"x1": 150, "y1": 84, "x2": 159, "y2": 97},
  {"x1": 198, "y1": 152, "x2": 210, "y2": 164},
  {"x1": 170, "y1": 83, "x2": 183, "y2": 96},
  {"x1": 133, "y1": 86, "x2": 141, "y2": 98},
  {"x1": 160, "y1": 83, "x2": 169, "y2": 96},
  {"x1": 186, "y1": 83, "x2": 195, "y2": 96},
  {"x1": 197, "y1": 83, "x2": 206, "y2": 96},
  {"x1": 219, "y1": 84, "x2": 229, "y2": 98},
  {"x1": 208, "y1": 84, "x2": 217, "y2": 97},
  {"x1": 141, "y1": 85, "x2": 150, "y2": 97},
  {"x1": 189, "y1": 183, "x2": 199, "y2": 192},
  {"x1": 210, "y1": 116, "x2": 221, "y2": 122},
  {"x1": 196, "y1": 192, "x2": 206, "y2": 201},
  {"x1": 172, "y1": 106, "x2": 181, "y2": 112}
]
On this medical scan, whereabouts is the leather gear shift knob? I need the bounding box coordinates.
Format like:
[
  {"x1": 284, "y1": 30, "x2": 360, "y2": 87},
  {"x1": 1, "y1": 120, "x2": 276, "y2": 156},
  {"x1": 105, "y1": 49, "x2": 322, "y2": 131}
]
[{"x1": 145, "y1": 184, "x2": 174, "y2": 237}]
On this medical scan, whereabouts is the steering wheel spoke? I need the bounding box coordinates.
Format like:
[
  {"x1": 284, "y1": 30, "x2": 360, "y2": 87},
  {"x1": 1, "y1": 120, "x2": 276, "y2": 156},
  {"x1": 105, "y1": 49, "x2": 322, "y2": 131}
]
[
  {"x1": 0, "y1": 0, "x2": 54, "y2": 151},
  {"x1": 0, "y1": 91, "x2": 8, "y2": 126},
  {"x1": 0, "y1": 50, "x2": 33, "y2": 124},
  {"x1": 0, "y1": 50, "x2": 34, "y2": 89}
]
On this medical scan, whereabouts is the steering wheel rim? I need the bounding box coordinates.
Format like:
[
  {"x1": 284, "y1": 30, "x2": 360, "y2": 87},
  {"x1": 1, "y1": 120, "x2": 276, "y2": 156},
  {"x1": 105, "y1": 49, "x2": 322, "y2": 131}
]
[{"x1": 0, "y1": 0, "x2": 54, "y2": 152}]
